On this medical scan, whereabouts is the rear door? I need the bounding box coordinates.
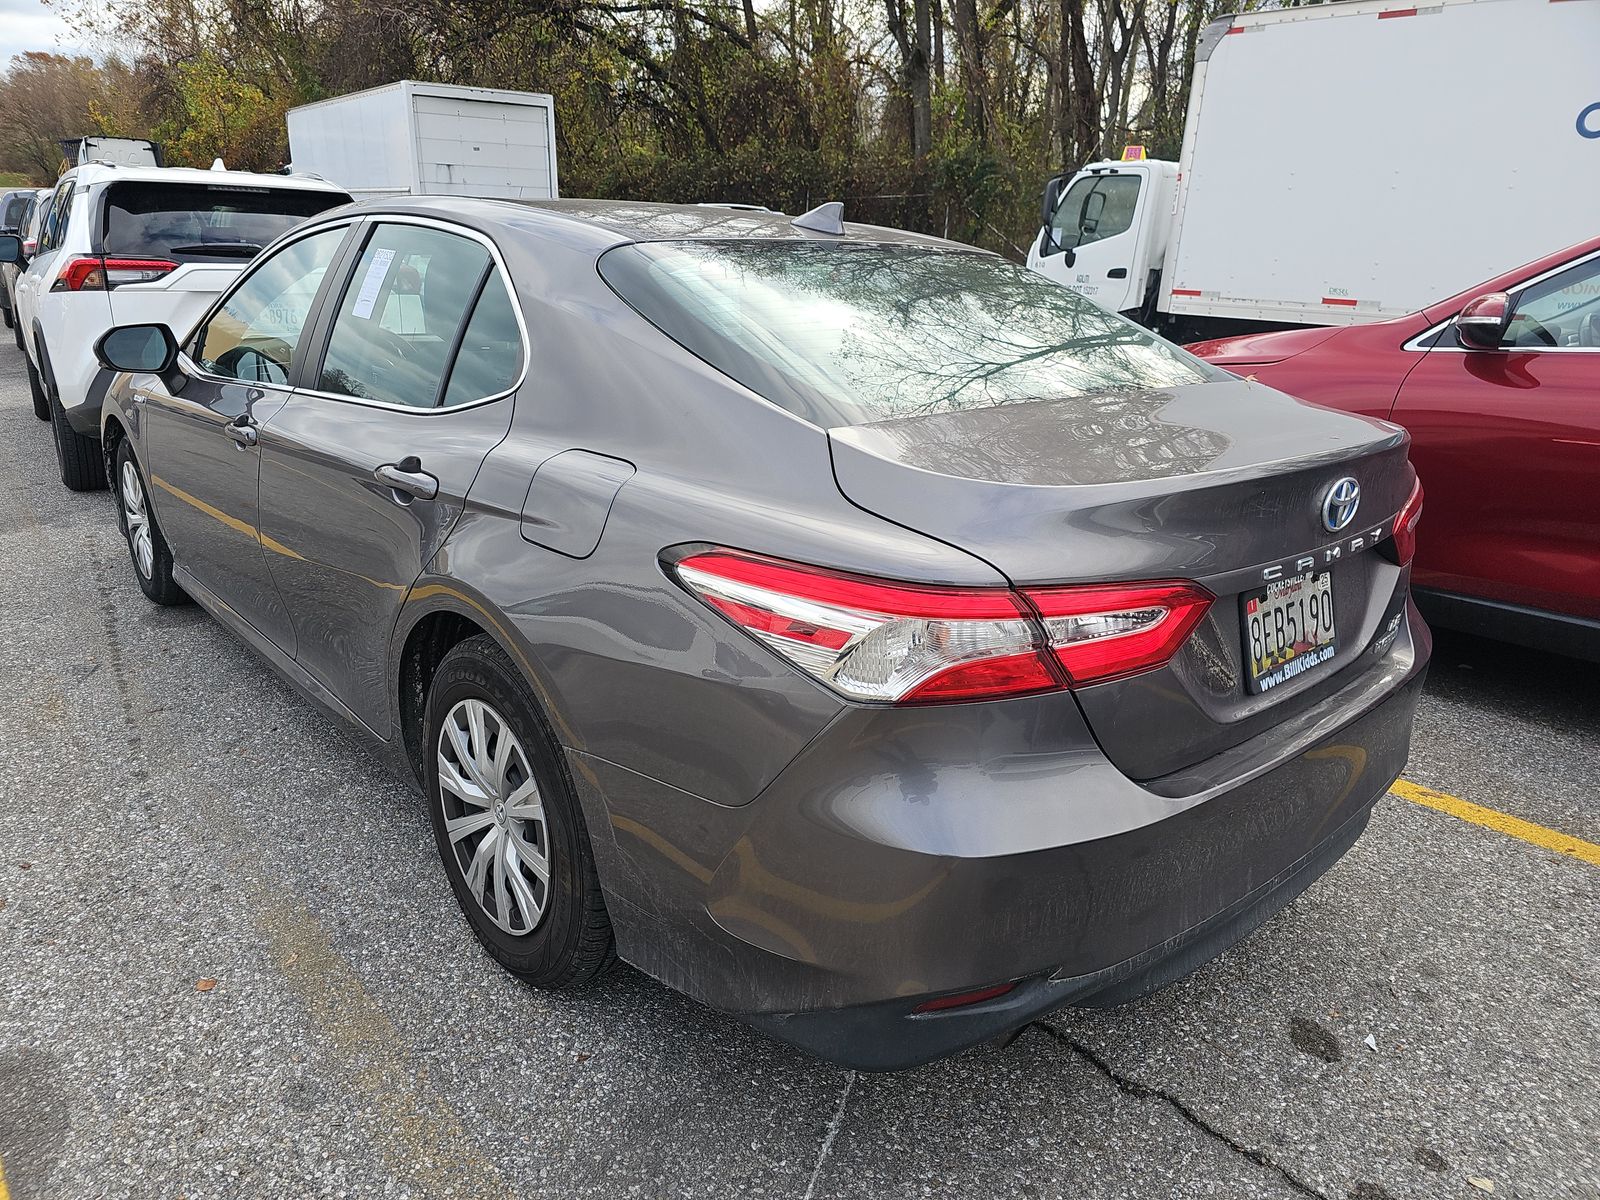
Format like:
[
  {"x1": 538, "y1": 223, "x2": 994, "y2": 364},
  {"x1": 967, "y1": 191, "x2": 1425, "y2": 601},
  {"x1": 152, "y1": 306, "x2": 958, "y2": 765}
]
[
  {"x1": 1392, "y1": 250, "x2": 1600, "y2": 621},
  {"x1": 259, "y1": 216, "x2": 525, "y2": 733},
  {"x1": 99, "y1": 178, "x2": 351, "y2": 341}
]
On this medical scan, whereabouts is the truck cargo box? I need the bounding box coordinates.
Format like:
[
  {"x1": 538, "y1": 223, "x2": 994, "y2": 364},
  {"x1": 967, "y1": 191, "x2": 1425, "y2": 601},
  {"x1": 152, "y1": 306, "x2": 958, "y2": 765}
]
[{"x1": 286, "y1": 80, "x2": 559, "y2": 200}]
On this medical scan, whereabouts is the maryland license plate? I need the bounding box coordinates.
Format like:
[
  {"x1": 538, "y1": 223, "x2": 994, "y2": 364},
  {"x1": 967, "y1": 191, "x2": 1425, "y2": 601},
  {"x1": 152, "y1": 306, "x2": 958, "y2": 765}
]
[{"x1": 1243, "y1": 571, "x2": 1336, "y2": 694}]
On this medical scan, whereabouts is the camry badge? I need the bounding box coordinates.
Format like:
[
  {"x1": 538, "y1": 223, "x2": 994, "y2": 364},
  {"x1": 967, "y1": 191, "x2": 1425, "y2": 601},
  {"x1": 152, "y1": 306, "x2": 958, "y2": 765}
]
[{"x1": 1322, "y1": 477, "x2": 1361, "y2": 533}]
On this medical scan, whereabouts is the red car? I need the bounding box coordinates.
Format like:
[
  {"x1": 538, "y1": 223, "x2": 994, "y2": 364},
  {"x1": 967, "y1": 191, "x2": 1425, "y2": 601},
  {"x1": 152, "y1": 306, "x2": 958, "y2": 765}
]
[{"x1": 1191, "y1": 237, "x2": 1600, "y2": 663}]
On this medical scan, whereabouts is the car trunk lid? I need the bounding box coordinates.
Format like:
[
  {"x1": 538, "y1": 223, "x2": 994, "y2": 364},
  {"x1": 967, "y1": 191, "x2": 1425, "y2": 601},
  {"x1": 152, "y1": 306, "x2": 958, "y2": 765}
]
[{"x1": 829, "y1": 378, "x2": 1415, "y2": 779}]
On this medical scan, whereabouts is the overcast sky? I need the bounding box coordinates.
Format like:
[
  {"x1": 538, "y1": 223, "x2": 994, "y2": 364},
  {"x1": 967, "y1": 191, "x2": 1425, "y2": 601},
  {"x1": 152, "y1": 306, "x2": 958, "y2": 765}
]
[{"x1": 1, "y1": 0, "x2": 92, "y2": 69}]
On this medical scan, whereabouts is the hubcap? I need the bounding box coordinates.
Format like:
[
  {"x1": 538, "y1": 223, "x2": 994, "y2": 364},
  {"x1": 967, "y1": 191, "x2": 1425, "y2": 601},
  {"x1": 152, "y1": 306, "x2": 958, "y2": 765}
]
[
  {"x1": 120, "y1": 460, "x2": 154, "y2": 580},
  {"x1": 436, "y1": 698, "x2": 550, "y2": 935}
]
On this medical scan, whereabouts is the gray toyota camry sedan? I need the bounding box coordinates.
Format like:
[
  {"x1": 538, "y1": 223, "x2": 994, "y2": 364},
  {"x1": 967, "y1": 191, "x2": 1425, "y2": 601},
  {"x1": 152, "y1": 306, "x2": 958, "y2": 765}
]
[{"x1": 81, "y1": 199, "x2": 1430, "y2": 1069}]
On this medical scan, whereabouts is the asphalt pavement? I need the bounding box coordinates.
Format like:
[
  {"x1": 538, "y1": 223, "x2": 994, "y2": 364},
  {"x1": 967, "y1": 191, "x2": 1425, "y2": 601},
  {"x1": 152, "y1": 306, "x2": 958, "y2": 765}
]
[{"x1": 0, "y1": 335, "x2": 1595, "y2": 1200}]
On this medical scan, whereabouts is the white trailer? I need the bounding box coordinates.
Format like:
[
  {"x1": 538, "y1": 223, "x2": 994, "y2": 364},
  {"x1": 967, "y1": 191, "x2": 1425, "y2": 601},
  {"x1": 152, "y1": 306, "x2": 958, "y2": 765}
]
[
  {"x1": 1027, "y1": 0, "x2": 1600, "y2": 339},
  {"x1": 286, "y1": 80, "x2": 559, "y2": 200}
]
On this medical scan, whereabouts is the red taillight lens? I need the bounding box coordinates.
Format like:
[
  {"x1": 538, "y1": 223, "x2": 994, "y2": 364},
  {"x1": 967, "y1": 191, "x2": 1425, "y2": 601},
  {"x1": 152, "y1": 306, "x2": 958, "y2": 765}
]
[
  {"x1": 53, "y1": 256, "x2": 106, "y2": 291},
  {"x1": 1390, "y1": 478, "x2": 1423, "y2": 566},
  {"x1": 912, "y1": 981, "x2": 1017, "y2": 1013},
  {"x1": 673, "y1": 551, "x2": 1212, "y2": 704},
  {"x1": 52, "y1": 256, "x2": 176, "y2": 292},
  {"x1": 673, "y1": 550, "x2": 1058, "y2": 704},
  {"x1": 1024, "y1": 581, "x2": 1214, "y2": 687}
]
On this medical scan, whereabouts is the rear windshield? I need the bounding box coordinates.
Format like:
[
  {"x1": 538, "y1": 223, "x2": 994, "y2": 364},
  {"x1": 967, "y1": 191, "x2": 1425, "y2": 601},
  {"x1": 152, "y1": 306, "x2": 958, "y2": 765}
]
[
  {"x1": 1, "y1": 192, "x2": 30, "y2": 230},
  {"x1": 597, "y1": 241, "x2": 1223, "y2": 428},
  {"x1": 100, "y1": 181, "x2": 351, "y2": 263}
]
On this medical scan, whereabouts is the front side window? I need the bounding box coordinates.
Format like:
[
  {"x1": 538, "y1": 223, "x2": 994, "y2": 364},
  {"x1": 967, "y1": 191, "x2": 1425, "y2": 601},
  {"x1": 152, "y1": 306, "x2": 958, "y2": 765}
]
[
  {"x1": 599, "y1": 241, "x2": 1222, "y2": 428},
  {"x1": 317, "y1": 223, "x2": 502, "y2": 409},
  {"x1": 194, "y1": 225, "x2": 348, "y2": 384},
  {"x1": 1050, "y1": 173, "x2": 1141, "y2": 251},
  {"x1": 1503, "y1": 256, "x2": 1600, "y2": 349},
  {"x1": 101, "y1": 182, "x2": 350, "y2": 264}
]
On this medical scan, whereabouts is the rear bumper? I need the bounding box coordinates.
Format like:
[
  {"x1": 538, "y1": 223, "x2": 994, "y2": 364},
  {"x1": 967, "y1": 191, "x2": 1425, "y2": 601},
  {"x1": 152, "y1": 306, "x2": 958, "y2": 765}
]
[
  {"x1": 575, "y1": 602, "x2": 1430, "y2": 1069},
  {"x1": 747, "y1": 798, "x2": 1375, "y2": 1069}
]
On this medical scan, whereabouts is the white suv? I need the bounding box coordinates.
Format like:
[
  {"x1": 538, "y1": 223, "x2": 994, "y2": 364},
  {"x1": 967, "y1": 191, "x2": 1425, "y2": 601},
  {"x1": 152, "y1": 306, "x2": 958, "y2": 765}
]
[{"x1": 4, "y1": 163, "x2": 350, "y2": 490}]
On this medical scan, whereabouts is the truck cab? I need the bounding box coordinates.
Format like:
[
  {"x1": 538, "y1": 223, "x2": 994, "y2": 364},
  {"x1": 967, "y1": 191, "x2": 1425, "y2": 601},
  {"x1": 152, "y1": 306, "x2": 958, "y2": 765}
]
[{"x1": 1026, "y1": 158, "x2": 1177, "y2": 320}]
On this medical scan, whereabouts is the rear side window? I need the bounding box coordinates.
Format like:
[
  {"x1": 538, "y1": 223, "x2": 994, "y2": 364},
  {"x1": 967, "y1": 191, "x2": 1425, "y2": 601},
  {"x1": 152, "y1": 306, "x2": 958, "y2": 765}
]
[
  {"x1": 441, "y1": 273, "x2": 522, "y2": 405},
  {"x1": 1, "y1": 193, "x2": 28, "y2": 231},
  {"x1": 317, "y1": 222, "x2": 510, "y2": 409},
  {"x1": 100, "y1": 182, "x2": 351, "y2": 264}
]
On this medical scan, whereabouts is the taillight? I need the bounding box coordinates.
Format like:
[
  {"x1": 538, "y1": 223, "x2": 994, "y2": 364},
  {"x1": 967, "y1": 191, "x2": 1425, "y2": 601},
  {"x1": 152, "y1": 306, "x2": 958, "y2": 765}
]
[
  {"x1": 1025, "y1": 581, "x2": 1214, "y2": 687},
  {"x1": 672, "y1": 550, "x2": 1211, "y2": 704},
  {"x1": 1388, "y1": 478, "x2": 1423, "y2": 566},
  {"x1": 52, "y1": 256, "x2": 176, "y2": 292}
]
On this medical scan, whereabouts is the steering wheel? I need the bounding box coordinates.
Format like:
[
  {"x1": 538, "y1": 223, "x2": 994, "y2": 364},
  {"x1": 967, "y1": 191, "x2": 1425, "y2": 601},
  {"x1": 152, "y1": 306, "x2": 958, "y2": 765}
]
[
  {"x1": 214, "y1": 342, "x2": 290, "y2": 384},
  {"x1": 363, "y1": 324, "x2": 418, "y2": 364},
  {"x1": 1507, "y1": 315, "x2": 1558, "y2": 348}
]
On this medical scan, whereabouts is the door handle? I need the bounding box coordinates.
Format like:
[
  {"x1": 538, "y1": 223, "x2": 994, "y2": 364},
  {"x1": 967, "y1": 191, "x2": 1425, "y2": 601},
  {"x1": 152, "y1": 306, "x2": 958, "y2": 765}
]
[
  {"x1": 376, "y1": 460, "x2": 439, "y2": 501},
  {"x1": 226, "y1": 418, "x2": 258, "y2": 448},
  {"x1": 1107, "y1": 267, "x2": 1128, "y2": 279}
]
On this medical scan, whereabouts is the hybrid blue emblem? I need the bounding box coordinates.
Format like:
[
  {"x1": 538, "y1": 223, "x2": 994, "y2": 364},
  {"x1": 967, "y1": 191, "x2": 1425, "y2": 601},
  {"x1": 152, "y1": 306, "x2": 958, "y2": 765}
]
[
  {"x1": 1579, "y1": 102, "x2": 1600, "y2": 140},
  {"x1": 1322, "y1": 477, "x2": 1361, "y2": 533}
]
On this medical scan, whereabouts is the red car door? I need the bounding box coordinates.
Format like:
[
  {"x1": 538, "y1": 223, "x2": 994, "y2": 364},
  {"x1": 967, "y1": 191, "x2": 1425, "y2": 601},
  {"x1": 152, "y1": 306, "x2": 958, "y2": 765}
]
[{"x1": 1392, "y1": 250, "x2": 1600, "y2": 621}]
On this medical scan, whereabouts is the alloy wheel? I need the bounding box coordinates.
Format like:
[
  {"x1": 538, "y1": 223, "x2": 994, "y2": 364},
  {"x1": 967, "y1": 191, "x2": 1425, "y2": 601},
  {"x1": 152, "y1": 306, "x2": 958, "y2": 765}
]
[
  {"x1": 120, "y1": 460, "x2": 154, "y2": 579},
  {"x1": 437, "y1": 698, "x2": 551, "y2": 935}
]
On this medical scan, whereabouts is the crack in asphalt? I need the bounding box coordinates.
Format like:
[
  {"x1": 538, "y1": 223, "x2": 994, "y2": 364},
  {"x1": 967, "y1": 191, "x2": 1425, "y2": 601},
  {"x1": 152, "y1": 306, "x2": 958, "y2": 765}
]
[
  {"x1": 802, "y1": 1069, "x2": 857, "y2": 1200},
  {"x1": 1031, "y1": 1022, "x2": 1330, "y2": 1200}
]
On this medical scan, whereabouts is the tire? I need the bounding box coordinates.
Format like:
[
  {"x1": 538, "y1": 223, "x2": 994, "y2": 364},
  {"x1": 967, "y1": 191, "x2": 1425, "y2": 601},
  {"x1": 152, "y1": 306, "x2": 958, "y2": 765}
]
[
  {"x1": 114, "y1": 438, "x2": 187, "y2": 606},
  {"x1": 24, "y1": 351, "x2": 49, "y2": 421},
  {"x1": 1, "y1": 301, "x2": 11, "y2": 329},
  {"x1": 424, "y1": 634, "x2": 615, "y2": 988},
  {"x1": 10, "y1": 310, "x2": 22, "y2": 351},
  {"x1": 40, "y1": 341, "x2": 105, "y2": 491}
]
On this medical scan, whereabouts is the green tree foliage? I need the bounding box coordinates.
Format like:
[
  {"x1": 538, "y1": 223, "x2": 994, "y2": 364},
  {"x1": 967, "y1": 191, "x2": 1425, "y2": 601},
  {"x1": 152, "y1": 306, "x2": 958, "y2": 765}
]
[{"x1": 3, "y1": 0, "x2": 1263, "y2": 252}]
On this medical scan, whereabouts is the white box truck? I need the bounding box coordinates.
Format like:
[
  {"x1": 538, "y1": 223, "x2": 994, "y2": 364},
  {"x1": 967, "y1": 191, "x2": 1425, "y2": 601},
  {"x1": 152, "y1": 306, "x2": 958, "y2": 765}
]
[
  {"x1": 287, "y1": 81, "x2": 559, "y2": 200},
  {"x1": 1027, "y1": 0, "x2": 1600, "y2": 340}
]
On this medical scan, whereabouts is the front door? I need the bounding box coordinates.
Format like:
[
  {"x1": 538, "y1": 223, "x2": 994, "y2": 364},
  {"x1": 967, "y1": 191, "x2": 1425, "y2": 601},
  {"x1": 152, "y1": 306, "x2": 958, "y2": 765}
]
[
  {"x1": 1030, "y1": 168, "x2": 1147, "y2": 313},
  {"x1": 1392, "y1": 251, "x2": 1600, "y2": 620},
  {"x1": 146, "y1": 222, "x2": 354, "y2": 652},
  {"x1": 259, "y1": 218, "x2": 526, "y2": 733}
]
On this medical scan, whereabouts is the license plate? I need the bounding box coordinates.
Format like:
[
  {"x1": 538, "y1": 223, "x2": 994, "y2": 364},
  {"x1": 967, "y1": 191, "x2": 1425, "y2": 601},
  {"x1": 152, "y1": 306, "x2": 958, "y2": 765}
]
[{"x1": 1242, "y1": 571, "x2": 1336, "y2": 693}]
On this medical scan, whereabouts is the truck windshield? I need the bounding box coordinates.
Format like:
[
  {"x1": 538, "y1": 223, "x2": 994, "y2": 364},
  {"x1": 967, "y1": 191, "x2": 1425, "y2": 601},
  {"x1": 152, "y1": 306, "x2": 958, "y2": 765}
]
[
  {"x1": 598, "y1": 240, "x2": 1221, "y2": 428},
  {"x1": 100, "y1": 182, "x2": 351, "y2": 264},
  {"x1": 1049, "y1": 173, "x2": 1141, "y2": 251}
]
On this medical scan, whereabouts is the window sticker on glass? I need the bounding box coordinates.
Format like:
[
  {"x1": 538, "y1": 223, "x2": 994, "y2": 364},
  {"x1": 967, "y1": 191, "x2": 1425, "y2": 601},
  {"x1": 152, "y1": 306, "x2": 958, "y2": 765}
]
[{"x1": 351, "y1": 248, "x2": 396, "y2": 320}]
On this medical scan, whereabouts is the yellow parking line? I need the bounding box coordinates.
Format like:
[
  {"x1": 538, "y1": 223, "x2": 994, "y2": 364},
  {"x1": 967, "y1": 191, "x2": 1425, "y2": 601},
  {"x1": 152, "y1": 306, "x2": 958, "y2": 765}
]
[
  {"x1": 0, "y1": 1150, "x2": 10, "y2": 1200},
  {"x1": 1391, "y1": 779, "x2": 1600, "y2": 867}
]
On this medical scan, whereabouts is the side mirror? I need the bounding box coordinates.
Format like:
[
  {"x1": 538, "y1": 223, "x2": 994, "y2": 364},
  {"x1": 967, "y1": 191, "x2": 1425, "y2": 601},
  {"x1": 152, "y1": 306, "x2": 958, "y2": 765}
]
[
  {"x1": 0, "y1": 234, "x2": 21, "y2": 265},
  {"x1": 1455, "y1": 291, "x2": 1512, "y2": 350},
  {"x1": 1038, "y1": 174, "x2": 1067, "y2": 258},
  {"x1": 1040, "y1": 174, "x2": 1065, "y2": 233},
  {"x1": 95, "y1": 323, "x2": 179, "y2": 374}
]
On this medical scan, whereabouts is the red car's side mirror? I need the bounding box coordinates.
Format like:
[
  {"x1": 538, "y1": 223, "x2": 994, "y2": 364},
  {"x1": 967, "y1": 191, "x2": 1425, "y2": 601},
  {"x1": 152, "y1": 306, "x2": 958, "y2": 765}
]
[{"x1": 1454, "y1": 291, "x2": 1512, "y2": 351}]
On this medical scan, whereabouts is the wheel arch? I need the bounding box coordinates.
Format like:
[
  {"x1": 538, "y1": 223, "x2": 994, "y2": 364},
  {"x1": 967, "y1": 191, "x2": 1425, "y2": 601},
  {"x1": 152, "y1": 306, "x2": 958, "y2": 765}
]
[
  {"x1": 393, "y1": 587, "x2": 574, "y2": 784},
  {"x1": 101, "y1": 410, "x2": 129, "y2": 491}
]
